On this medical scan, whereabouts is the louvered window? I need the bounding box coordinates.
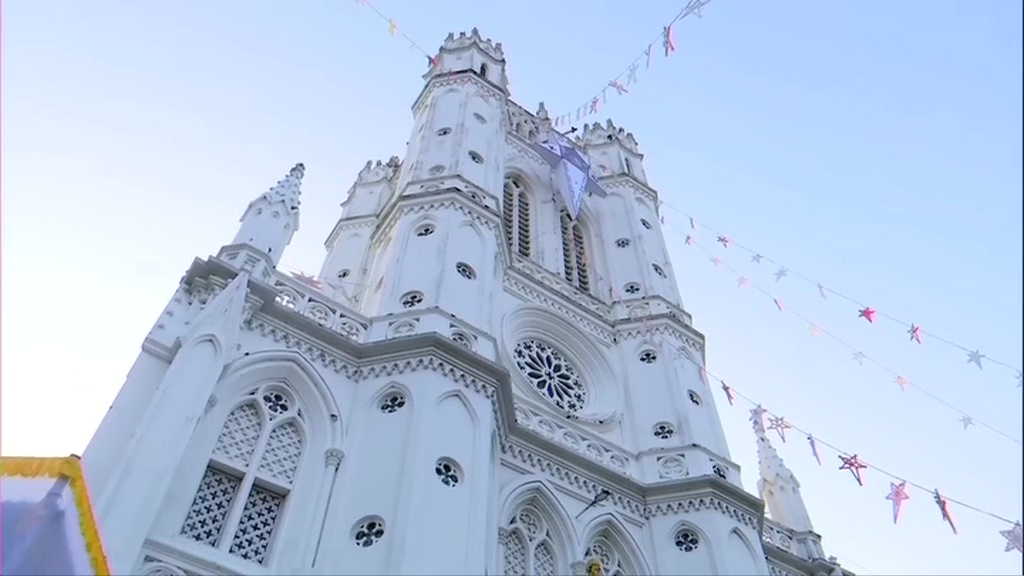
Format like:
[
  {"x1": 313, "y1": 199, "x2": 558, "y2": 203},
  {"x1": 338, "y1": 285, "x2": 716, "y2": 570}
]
[
  {"x1": 560, "y1": 211, "x2": 590, "y2": 292},
  {"x1": 503, "y1": 177, "x2": 532, "y2": 258}
]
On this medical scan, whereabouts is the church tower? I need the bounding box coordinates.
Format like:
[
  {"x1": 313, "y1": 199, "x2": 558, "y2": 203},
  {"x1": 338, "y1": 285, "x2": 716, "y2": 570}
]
[{"x1": 81, "y1": 29, "x2": 853, "y2": 576}]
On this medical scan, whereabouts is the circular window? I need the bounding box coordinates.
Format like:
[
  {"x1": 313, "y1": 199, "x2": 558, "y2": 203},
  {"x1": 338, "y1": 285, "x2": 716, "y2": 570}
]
[
  {"x1": 380, "y1": 393, "x2": 406, "y2": 414},
  {"x1": 353, "y1": 517, "x2": 386, "y2": 548},
  {"x1": 652, "y1": 264, "x2": 667, "y2": 278},
  {"x1": 415, "y1": 224, "x2": 435, "y2": 237},
  {"x1": 712, "y1": 463, "x2": 727, "y2": 480},
  {"x1": 261, "y1": 390, "x2": 291, "y2": 415},
  {"x1": 688, "y1": 390, "x2": 702, "y2": 406},
  {"x1": 429, "y1": 164, "x2": 446, "y2": 175},
  {"x1": 640, "y1": 219, "x2": 652, "y2": 230},
  {"x1": 639, "y1": 350, "x2": 658, "y2": 364},
  {"x1": 473, "y1": 113, "x2": 487, "y2": 124},
  {"x1": 512, "y1": 339, "x2": 587, "y2": 413},
  {"x1": 450, "y1": 331, "x2": 473, "y2": 350},
  {"x1": 468, "y1": 151, "x2": 484, "y2": 164},
  {"x1": 456, "y1": 262, "x2": 476, "y2": 280},
  {"x1": 674, "y1": 528, "x2": 700, "y2": 552},
  {"x1": 400, "y1": 291, "x2": 424, "y2": 308},
  {"x1": 615, "y1": 238, "x2": 631, "y2": 248},
  {"x1": 337, "y1": 269, "x2": 351, "y2": 279},
  {"x1": 434, "y1": 458, "x2": 462, "y2": 487},
  {"x1": 653, "y1": 422, "x2": 675, "y2": 440},
  {"x1": 624, "y1": 282, "x2": 640, "y2": 295},
  {"x1": 436, "y1": 127, "x2": 452, "y2": 136}
]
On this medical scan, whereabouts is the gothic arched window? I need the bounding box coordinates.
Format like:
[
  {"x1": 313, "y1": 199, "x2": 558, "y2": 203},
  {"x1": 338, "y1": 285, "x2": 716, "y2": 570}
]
[
  {"x1": 503, "y1": 176, "x2": 532, "y2": 258},
  {"x1": 560, "y1": 211, "x2": 590, "y2": 292},
  {"x1": 501, "y1": 507, "x2": 559, "y2": 576},
  {"x1": 179, "y1": 384, "x2": 305, "y2": 565},
  {"x1": 585, "y1": 537, "x2": 628, "y2": 576}
]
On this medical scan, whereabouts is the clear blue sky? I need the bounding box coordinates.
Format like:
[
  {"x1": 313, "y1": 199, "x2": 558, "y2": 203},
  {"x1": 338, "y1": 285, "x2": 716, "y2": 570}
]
[{"x1": 3, "y1": 1, "x2": 1021, "y2": 574}]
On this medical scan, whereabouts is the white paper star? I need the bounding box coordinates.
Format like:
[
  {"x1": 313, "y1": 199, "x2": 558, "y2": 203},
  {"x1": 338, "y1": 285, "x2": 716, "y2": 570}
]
[
  {"x1": 1001, "y1": 521, "x2": 1023, "y2": 553},
  {"x1": 967, "y1": 350, "x2": 985, "y2": 370},
  {"x1": 749, "y1": 405, "x2": 767, "y2": 426},
  {"x1": 774, "y1": 268, "x2": 788, "y2": 281},
  {"x1": 959, "y1": 415, "x2": 974, "y2": 430},
  {"x1": 751, "y1": 254, "x2": 763, "y2": 264},
  {"x1": 851, "y1": 351, "x2": 866, "y2": 366}
]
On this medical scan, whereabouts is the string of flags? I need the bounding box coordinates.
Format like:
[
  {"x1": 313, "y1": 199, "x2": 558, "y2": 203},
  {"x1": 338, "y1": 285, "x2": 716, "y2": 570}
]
[
  {"x1": 552, "y1": 0, "x2": 713, "y2": 127},
  {"x1": 658, "y1": 202, "x2": 1023, "y2": 385},
  {"x1": 653, "y1": 332, "x2": 1023, "y2": 555},
  {"x1": 668, "y1": 228, "x2": 1023, "y2": 446}
]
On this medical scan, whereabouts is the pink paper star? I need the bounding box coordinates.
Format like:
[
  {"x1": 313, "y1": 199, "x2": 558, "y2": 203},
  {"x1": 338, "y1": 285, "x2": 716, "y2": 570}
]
[
  {"x1": 886, "y1": 481, "x2": 910, "y2": 524},
  {"x1": 1001, "y1": 521, "x2": 1023, "y2": 553},
  {"x1": 767, "y1": 416, "x2": 792, "y2": 442},
  {"x1": 684, "y1": 235, "x2": 693, "y2": 245},
  {"x1": 290, "y1": 271, "x2": 323, "y2": 289},
  {"x1": 809, "y1": 325, "x2": 821, "y2": 336},
  {"x1": 933, "y1": 490, "x2": 958, "y2": 534},
  {"x1": 721, "y1": 382, "x2": 735, "y2": 405},
  {"x1": 858, "y1": 307, "x2": 876, "y2": 323},
  {"x1": 894, "y1": 376, "x2": 909, "y2": 391},
  {"x1": 716, "y1": 235, "x2": 730, "y2": 247},
  {"x1": 838, "y1": 454, "x2": 868, "y2": 486},
  {"x1": 737, "y1": 276, "x2": 749, "y2": 288},
  {"x1": 908, "y1": 323, "x2": 923, "y2": 344}
]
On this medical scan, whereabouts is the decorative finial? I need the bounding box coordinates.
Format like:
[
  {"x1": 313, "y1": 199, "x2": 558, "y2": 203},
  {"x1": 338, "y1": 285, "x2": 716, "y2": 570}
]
[
  {"x1": 536, "y1": 101, "x2": 549, "y2": 119},
  {"x1": 289, "y1": 163, "x2": 306, "y2": 179}
]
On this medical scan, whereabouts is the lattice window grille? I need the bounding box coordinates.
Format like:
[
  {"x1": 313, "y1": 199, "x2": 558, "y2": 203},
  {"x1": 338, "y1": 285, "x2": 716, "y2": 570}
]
[
  {"x1": 560, "y1": 211, "x2": 590, "y2": 292},
  {"x1": 501, "y1": 507, "x2": 560, "y2": 576},
  {"x1": 181, "y1": 383, "x2": 305, "y2": 566},
  {"x1": 503, "y1": 177, "x2": 532, "y2": 258}
]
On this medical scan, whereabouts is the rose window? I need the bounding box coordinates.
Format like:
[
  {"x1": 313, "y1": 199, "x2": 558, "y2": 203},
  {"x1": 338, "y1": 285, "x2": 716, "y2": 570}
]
[
  {"x1": 354, "y1": 518, "x2": 385, "y2": 547},
  {"x1": 674, "y1": 529, "x2": 700, "y2": 552},
  {"x1": 512, "y1": 340, "x2": 586, "y2": 413}
]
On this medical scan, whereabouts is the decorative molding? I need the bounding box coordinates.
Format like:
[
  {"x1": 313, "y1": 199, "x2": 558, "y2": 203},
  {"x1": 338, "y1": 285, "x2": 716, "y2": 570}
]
[
  {"x1": 656, "y1": 455, "x2": 688, "y2": 480},
  {"x1": 511, "y1": 259, "x2": 609, "y2": 316},
  {"x1": 503, "y1": 275, "x2": 615, "y2": 343},
  {"x1": 513, "y1": 404, "x2": 631, "y2": 476},
  {"x1": 644, "y1": 495, "x2": 760, "y2": 531}
]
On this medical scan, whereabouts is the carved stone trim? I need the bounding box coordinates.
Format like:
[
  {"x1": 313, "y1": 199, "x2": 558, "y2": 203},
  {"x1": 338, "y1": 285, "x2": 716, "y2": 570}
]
[
  {"x1": 503, "y1": 276, "x2": 615, "y2": 343},
  {"x1": 513, "y1": 405, "x2": 631, "y2": 476},
  {"x1": 644, "y1": 495, "x2": 759, "y2": 530}
]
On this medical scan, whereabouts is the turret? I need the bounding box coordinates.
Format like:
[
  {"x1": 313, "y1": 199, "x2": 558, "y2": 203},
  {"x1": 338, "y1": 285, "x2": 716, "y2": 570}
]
[
  {"x1": 578, "y1": 119, "x2": 647, "y2": 184},
  {"x1": 222, "y1": 163, "x2": 304, "y2": 270},
  {"x1": 754, "y1": 415, "x2": 826, "y2": 560}
]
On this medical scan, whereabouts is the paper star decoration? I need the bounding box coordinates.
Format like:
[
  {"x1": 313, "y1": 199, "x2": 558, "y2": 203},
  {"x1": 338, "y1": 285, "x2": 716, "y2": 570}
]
[
  {"x1": 608, "y1": 80, "x2": 628, "y2": 95},
  {"x1": 426, "y1": 54, "x2": 438, "y2": 68},
  {"x1": 838, "y1": 454, "x2": 868, "y2": 486},
  {"x1": 737, "y1": 276, "x2": 749, "y2": 288},
  {"x1": 662, "y1": 25, "x2": 676, "y2": 56},
  {"x1": 809, "y1": 325, "x2": 821, "y2": 336},
  {"x1": 749, "y1": 405, "x2": 768, "y2": 426},
  {"x1": 721, "y1": 382, "x2": 735, "y2": 405},
  {"x1": 858, "y1": 307, "x2": 877, "y2": 323},
  {"x1": 894, "y1": 376, "x2": 909, "y2": 391},
  {"x1": 807, "y1": 435, "x2": 822, "y2": 465},
  {"x1": 967, "y1": 350, "x2": 985, "y2": 370},
  {"x1": 1000, "y1": 521, "x2": 1023, "y2": 553},
  {"x1": 959, "y1": 415, "x2": 974, "y2": 430},
  {"x1": 933, "y1": 490, "x2": 958, "y2": 534},
  {"x1": 774, "y1": 268, "x2": 788, "y2": 281},
  {"x1": 751, "y1": 253, "x2": 763, "y2": 263},
  {"x1": 689, "y1": 217, "x2": 696, "y2": 229},
  {"x1": 388, "y1": 18, "x2": 398, "y2": 36},
  {"x1": 716, "y1": 235, "x2": 731, "y2": 247},
  {"x1": 290, "y1": 271, "x2": 323, "y2": 289},
  {"x1": 684, "y1": 235, "x2": 694, "y2": 245},
  {"x1": 817, "y1": 283, "x2": 828, "y2": 299},
  {"x1": 851, "y1": 351, "x2": 866, "y2": 366},
  {"x1": 886, "y1": 481, "x2": 910, "y2": 524},
  {"x1": 710, "y1": 257, "x2": 722, "y2": 267},
  {"x1": 767, "y1": 416, "x2": 792, "y2": 442},
  {"x1": 908, "y1": 323, "x2": 923, "y2": 344}
]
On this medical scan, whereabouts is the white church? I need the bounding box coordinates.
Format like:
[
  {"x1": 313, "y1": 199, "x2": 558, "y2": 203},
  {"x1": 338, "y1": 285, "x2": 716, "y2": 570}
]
[{"x1": 81, "y1": 29, "x2": 853, "y2": 576}]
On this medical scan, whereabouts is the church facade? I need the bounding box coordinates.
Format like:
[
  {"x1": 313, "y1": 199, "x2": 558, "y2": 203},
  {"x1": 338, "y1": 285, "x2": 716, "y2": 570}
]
[{"x1": 82, "y1": 29, "x2": 851, "y2": 576}]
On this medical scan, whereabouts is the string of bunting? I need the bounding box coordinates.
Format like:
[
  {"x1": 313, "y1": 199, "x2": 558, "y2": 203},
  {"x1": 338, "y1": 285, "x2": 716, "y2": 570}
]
[
  {"x1": 551, "y1": 0, "x2": 713, "y2": 127},
  {"x1": 662, "y1": 226, "x2": 1022, "y2": 446},
  {"x1": 670, "y1": 343, "x2": 1024, "y2": 555},
  {"x1": 657, "y1": 202, "x2": 1023, "y2": 385}
]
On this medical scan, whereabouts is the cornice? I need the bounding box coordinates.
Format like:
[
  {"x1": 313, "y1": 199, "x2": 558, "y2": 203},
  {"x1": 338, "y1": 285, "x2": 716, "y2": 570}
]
[{"x1": 597, "y1": 175, "x2": 660, "y2": 206}]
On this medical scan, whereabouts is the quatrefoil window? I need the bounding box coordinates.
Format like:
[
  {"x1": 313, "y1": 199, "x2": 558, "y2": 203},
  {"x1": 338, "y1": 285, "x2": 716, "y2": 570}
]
[
  {"x1": 615, "y1": 238, "x2": 630, "y2": 248},
  {"x1": 653, "y1": 422, "x2": 675, "y2": 440},
  {"x1": 400, "y1": 291, "x2": 424, "y2": 308},
  {"x1": 639, "y1": 350, "x2": 658, "y2": 364},
  {"x1": 415, "y1": 225, "x2": 435, "y2": 237},
  {"x1": 674, "y1": 529, "x2": 700, "y2": 552},
  {"x1": 512, "y1": 339, "x2": 587, "y2": 414},
  {"x1": 379, "y1": 393, "x2": 406, "y2": 414},
  {"x1": 261, "y1": 391, "x2": 290, "y2": 415},
  {"x1": 353, "y1": 517, "x2": 385, "y2": 548},
  {"x1": 652, "y1": 264, "x2": 667, "y2": 278},
  {"x1": 434, "y1": 458, "x2": 461, "y2": 487},
  {"x1": 640, "y1": 219, "x2": 652, "y2": 230},
  {"x1": 624, "y1": 283, "x2": 640, "y2": 295},
  {"x1": 456, "y1": 262, "x2": 476, "y2": 280}
]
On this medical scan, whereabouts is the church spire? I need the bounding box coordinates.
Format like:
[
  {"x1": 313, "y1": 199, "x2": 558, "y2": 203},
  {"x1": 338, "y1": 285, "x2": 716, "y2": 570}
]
[
  {"x1": 754, "y1": 415, "x2": 815, "y2": 533},
  {"x1": 230, "y1": 163, "x2": 305, "y2": 267}
]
